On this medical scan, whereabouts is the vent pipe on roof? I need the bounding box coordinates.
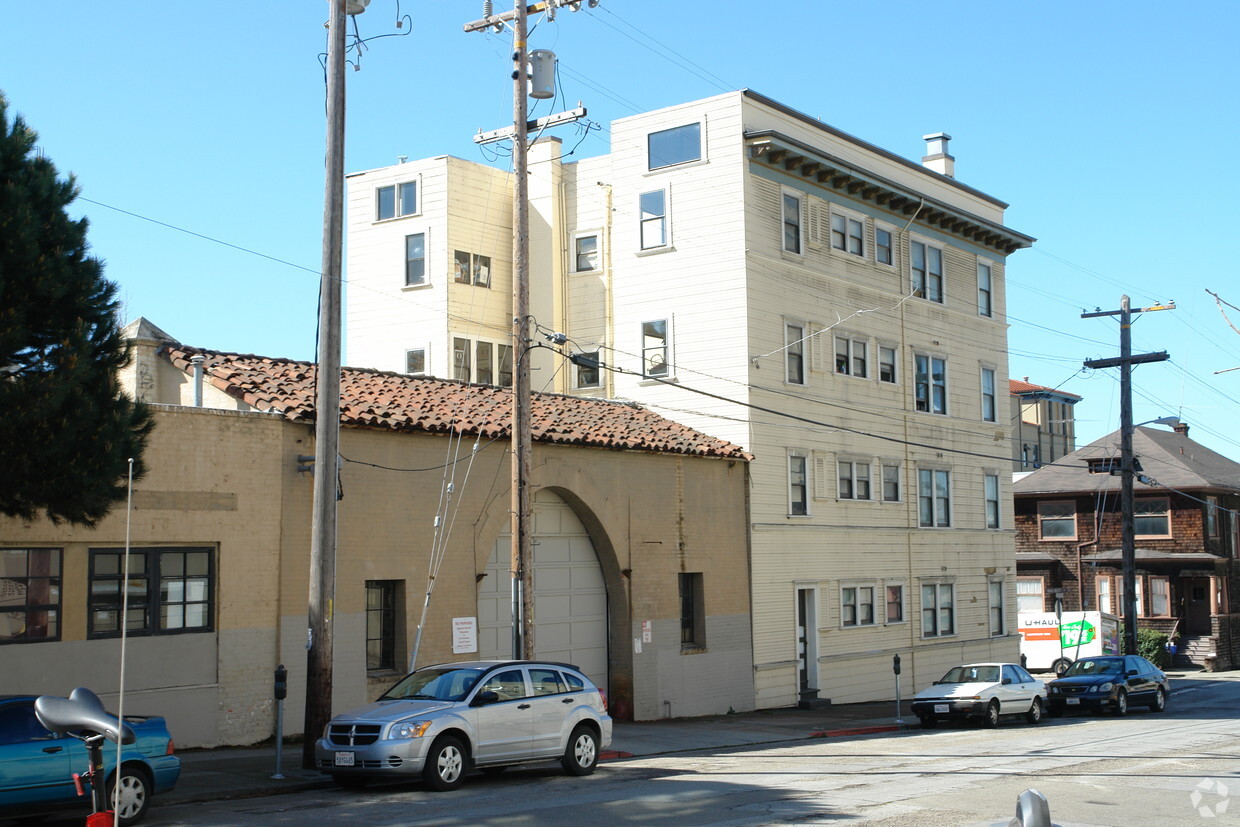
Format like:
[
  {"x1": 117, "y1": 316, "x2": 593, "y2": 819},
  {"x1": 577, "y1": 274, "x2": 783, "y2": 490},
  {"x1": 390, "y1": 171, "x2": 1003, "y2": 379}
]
[
  {"x1": 922, "y1": 132, "x2": 955, "y2": 178},
  {"x1": 191, "y1": 355, "x2": 205, "y2": 407}
]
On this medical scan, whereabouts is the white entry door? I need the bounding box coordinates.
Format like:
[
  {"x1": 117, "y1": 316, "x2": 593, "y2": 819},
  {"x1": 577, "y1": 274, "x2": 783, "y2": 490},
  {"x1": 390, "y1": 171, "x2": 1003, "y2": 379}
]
[{"x1": 479, "y1": 490, "x2": 608, "y2": 690}]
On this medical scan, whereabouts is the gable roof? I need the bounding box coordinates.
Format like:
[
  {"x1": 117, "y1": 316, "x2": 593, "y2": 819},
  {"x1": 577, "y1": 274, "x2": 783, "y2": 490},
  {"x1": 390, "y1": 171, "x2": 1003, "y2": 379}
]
[
  {"x1": 1009, "y1": 379, "x2": 1081, "y2": 400},
  {"x1": 1013, "y1": 426, "x2": 1240, "y2": 495},
  {"x1": 161, "y1": 346, "x2": 751, "y2": 462}
]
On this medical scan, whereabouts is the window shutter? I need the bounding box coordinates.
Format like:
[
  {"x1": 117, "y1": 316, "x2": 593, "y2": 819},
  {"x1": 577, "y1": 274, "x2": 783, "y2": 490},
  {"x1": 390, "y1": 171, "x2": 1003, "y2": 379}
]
[
  {"x1": 808, "y1": 323, "x2": 825, "y2": 373},
  {"x1": 813, "y1": 451, "x2": 829, "y2": 499}
]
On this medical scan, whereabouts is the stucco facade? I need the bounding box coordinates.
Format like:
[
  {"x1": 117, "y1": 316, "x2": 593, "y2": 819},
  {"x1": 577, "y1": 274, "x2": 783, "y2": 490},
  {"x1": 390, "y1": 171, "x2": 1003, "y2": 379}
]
[
  {"x1": 344, "y1": 90, "x2": 1034, "y2": 709},
  {"x1": 0, "y1": 324, "x2": 753, "y2": 747}
]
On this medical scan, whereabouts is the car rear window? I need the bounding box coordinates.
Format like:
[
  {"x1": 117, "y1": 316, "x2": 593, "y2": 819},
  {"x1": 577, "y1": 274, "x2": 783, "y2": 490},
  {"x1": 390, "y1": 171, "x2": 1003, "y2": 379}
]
[{"x1": 563, "y1": 671, "x2": 585, "y2": 692}]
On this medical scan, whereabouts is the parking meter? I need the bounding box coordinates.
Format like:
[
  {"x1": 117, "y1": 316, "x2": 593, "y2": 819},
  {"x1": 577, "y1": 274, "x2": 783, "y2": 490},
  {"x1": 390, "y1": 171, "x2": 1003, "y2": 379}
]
[
  {"x1": 893, "y1": 654, "x2": 901, "y2": 675},
  {"x1": 274, "y1": 664, "x2": 288, "y2": 700}
]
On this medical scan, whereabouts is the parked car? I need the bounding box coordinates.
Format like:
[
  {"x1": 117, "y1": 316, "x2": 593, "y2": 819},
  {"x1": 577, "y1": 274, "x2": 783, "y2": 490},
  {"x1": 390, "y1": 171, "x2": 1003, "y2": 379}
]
[
  {"x1": 315, "y1": 660, "x2": 613, "y2": 791},
  {"x1": 1045, "y1": 654, "x2": 1169, "y2": 716},
  {"x1": 911, "y1": 663, "x2": 1045, "y2": 728},
  {"x1": 0, "y1": 695, "x2": 180, "y2": 825}
]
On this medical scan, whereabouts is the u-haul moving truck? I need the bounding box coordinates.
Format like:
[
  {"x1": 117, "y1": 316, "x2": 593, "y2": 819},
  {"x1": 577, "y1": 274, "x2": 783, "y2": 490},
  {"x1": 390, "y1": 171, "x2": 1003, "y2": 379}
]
[{"x1": 1018, "y1": 611, "x2": 1120, "y2": 673}]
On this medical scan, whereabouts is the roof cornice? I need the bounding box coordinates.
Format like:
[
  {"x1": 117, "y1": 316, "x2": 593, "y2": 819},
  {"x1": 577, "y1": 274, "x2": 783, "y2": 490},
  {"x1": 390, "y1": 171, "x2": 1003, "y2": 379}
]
[{"x1": 744, "y1": 129, "x2": 1035, "y2": 255}]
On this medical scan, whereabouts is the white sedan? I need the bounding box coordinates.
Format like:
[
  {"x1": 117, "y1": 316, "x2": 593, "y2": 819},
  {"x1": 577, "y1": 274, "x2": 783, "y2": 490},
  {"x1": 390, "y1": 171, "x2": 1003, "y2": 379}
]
[{"x1": 911, "y1": 662, "x2": 1045, "y2": 728}]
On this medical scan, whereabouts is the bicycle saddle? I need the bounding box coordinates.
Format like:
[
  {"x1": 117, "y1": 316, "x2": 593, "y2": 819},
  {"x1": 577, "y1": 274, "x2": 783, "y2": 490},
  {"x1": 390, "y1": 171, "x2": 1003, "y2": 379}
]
[{"x1": 34, "y1": 687, "x2": 136, "y2": 745}]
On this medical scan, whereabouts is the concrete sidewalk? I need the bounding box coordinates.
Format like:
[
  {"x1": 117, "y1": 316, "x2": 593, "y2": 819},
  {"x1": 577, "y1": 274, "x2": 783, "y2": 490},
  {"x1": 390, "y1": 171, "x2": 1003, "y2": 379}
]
[{"x1": 165, "y1": 699, "x2": 914, "y2": 806}]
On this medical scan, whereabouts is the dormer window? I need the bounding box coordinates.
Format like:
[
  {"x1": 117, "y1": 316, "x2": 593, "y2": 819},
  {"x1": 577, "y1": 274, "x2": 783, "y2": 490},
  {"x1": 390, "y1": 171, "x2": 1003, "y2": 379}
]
[{"x1": 1087, "y1": 458, "x2": 1120, "y2": 475}]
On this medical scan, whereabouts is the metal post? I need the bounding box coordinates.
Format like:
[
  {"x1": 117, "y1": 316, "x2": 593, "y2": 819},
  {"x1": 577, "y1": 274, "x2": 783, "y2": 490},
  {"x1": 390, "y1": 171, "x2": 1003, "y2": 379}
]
[
  {"x1": 893, "y1": 654, "x2": 904, "y2": 724},
  {"x1": 272, "y1": 699, "x2": 285, "y2": 780},
  {"x1": 303, "y1": 0, "x2": 348, "y2": 769}
]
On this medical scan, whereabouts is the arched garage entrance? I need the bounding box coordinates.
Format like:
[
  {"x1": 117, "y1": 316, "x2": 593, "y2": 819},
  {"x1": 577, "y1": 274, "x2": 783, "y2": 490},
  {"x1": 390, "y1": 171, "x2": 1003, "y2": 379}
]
[{"x1": 477, "y1": 489, "x2": 608, "y2": 689}]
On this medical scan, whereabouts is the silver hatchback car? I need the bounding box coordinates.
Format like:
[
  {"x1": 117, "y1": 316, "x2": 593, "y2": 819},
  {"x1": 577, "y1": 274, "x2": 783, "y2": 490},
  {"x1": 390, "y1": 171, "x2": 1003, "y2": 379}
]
[{"x1": 315, "y1": 660, "x2": 612, "y2": 791}]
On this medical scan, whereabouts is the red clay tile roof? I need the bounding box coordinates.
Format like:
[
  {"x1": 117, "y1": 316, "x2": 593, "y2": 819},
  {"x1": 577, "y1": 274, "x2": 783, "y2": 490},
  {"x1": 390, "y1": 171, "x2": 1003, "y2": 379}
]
[
  {"x1": 1009, "y1": 379, "x2": 1081, "y2": 399},
  {"x1": 162, "y1": 346, "x2": 751, "y2": 461}
]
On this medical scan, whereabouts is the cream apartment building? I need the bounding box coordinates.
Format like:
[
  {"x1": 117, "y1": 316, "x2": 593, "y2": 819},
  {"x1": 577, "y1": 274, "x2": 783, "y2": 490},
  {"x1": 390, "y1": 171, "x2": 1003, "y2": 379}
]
[{"x1": 345, "y1": 90, "x2": 1034, "y2": 709}]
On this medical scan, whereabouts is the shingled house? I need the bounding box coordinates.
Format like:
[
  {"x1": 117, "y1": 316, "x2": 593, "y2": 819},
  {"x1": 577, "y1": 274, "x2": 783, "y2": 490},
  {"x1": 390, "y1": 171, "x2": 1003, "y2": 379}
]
[
  {"x1": 0, "y1": 319, "x2": 753, "y2": 747},
  {"x1": 1013, "y1": 424, "x2": 1240, "y2": 670}
]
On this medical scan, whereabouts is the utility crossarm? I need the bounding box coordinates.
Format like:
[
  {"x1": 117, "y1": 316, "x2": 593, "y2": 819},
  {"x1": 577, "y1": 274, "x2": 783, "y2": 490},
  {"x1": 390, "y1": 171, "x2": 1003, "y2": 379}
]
[
  {"x1": 464, "y1": 0, "x2": 594, "y2": 33},
  {"x1": 1083, "y1": 352, "x2": 1169, "y2": 369},
  {"x1": 475, "y1": 106, "x2": 586, "y2": 144}
]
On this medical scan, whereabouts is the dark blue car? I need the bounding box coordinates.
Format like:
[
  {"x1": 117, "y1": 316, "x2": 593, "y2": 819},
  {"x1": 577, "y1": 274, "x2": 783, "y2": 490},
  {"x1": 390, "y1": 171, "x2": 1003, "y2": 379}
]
[
  {"x1": 1045, "y1": 655, "x2": 1169, "y2": 716},
  {"x1": 0, "y1": 695, "x2": 180, "y2": 824}
]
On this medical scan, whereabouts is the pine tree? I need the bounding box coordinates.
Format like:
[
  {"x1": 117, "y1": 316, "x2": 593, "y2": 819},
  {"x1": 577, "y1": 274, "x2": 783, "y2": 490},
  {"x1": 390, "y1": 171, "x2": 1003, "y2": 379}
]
[{"x1": 0, "y1": 91, "x2": 153, "y2": 525}]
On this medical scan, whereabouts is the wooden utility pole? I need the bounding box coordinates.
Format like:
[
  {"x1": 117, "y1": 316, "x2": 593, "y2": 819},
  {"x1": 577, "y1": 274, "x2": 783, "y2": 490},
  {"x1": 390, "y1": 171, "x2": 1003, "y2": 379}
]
[
  {"x1": 303, "y1": 0, "x2": 352, "y2": 768},
  {"x1": 1082, "y1": 295, "x2": 1173, "y2": 656}
]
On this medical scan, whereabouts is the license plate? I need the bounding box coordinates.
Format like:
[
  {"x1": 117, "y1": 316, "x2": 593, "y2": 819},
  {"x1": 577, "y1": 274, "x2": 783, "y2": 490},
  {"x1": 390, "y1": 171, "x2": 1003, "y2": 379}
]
[
  {"x1": 934, "y1": 704, "x2": 949, "y2": 714},
  {"x1": 334, "y1": 752, "x2": 355, "y2": 767},
  {"x1": 1066, "y1": 698, "x2": 1080, "y2": 705}
]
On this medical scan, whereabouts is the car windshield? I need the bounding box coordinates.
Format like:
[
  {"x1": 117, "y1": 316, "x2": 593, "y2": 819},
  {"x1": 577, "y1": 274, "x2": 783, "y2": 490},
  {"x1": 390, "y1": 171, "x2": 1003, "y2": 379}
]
[
  {"x1": 1063, "y1": 659, "x2": 1124, "y2": 677},
  {"x1": 939, "y1": 665, "x2": 999, "y2": 684},
  {"x1": 379, "y1": 667, "x2": 482, "y2": 702}
]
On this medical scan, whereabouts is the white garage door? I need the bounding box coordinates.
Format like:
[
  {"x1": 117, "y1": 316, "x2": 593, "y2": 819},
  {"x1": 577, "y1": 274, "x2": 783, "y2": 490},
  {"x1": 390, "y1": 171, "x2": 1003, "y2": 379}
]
[{"x1": 478, "y1": 489, "x2": 608, "y2": 689}]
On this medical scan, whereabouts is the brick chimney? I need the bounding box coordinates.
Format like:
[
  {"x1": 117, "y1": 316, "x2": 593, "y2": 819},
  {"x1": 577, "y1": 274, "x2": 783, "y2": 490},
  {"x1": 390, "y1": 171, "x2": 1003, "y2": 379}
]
[
  {"x1": 922, "y1": 132, "x2": 955, "y2": 178},
  {"x1": 1173, "y1": 421, "x2": 1190, "y2": 436}
]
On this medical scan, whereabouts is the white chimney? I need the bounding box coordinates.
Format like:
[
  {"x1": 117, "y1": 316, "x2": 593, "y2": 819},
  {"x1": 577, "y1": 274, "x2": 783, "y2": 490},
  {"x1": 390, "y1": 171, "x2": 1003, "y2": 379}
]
[{"x1": 922, "y1": 132, "x2": 955, "y2": 178}]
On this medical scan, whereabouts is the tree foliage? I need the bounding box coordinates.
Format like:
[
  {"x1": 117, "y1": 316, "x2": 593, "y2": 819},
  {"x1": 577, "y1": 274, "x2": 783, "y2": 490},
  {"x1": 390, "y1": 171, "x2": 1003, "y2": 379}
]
[{"x1": 0, "y1": 92, "x2": 153, "y2": 525}]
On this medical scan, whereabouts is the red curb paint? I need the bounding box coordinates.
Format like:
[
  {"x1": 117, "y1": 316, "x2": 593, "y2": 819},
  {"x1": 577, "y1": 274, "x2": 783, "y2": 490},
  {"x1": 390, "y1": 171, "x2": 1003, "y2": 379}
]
[
  {"x1": 599, "y1": 750, "x2": 633, "y2": 760},
  {"x1": 809, "y1": 725, "x2": 901, "y2": 738}
]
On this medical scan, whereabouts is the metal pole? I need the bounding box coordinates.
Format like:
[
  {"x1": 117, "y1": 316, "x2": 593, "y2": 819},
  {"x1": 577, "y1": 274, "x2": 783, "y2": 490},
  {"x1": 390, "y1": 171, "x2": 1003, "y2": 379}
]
[
  {"x1": 510, "y1": 0, "x2": 535, "y2": 660},
  {"x1": 1119, "y1": 295, "x2": 1138, "y2": 655},
  {"x1": 304, "y1": 0, "x2": 347, "y2": 769},
  {"x1": 272, "y1": 699, "x2": 285, "y2": 780}
]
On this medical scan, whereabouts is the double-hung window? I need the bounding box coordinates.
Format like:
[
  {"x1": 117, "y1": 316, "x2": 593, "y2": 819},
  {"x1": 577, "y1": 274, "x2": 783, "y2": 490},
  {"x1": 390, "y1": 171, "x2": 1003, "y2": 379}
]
[
  {"x1": 914, "y1": 354, "x2": 947, "y2": 414},
  {"x1": 1037, "y1": 500, "x2": 1076, "y2": 539},
  {"x1": 1149, "y1": 576, "x2": 1170, "y2": 616},
  {"x1": 785, "y1": 323, "x2": 805, "y2": 384},
  {"x1": 878, "y1": 345, "x2": 897, "y2": 384},
  {"x1": 639, "y1": 190, "x2": 668, "y2": 250},
  {"x1": 453, "y1": 250, "x2": 491, "y2": 287},
  {"x1": 573, "y1": 351, "x2": 601, "y2": 388},
  {"x1": 648, "y1": 123, "x2": 701, "y2": 170},
  {"x1": 981, "y1": 367, "x2": 997, "y2": 422},
  {"x1": 875, "y1": 225, "x2": 894, "y2": 266},
  {"x1": 0, "y1": 548, "x2": 61, "y2": 643},
  {"x1": 642, "y1": 320, "x2": 669, "y2": 377},
  {"x1": 782, "y1": 193, "x2": 802, "y2": 254},
  {"x1": 831, "y1": 211, "x2": 864, "y2": 256},
  {"x1": 922, "y1": 582, "x2": 955, "y2": 637},
  {"x1": 1017, "y1": 577, "x2": 1045, "y2": 613},
  {"x1": 365, "y1": 580, "x2": 399, "y2": 671},
  {"x1": 405, "y1": 348, "x2": 426, "y2": 376},
  {"x1": 918, "y1": 468, "x2": 951, "y2": 527},
  {"x1": 405, "y1": 233, "x2": 426, "y2": 286},
  {"x1": 1135, "y1": 497, "x2": 1171, "y2": 537},
  {"x1": 881, "y1": 463, "x2": 901, "y2": 502},
  {"x1": 885, "y1": 584, "x2": 904, "y2": 622},
  {"x1": 788, "y1": 453, "x2": 809, "y2": 516},
  {"x1": 838, "y1": 461, "x2": 871, "y2": 500},
  {"x1": 835, "y1": 336, "x2": 868, "y2": 377},
  {"x1": 977, "y1": 260, "x2": 993, "y2": 317},
  {"x1": 984, "y1": 473, "x2": 1001, "y2": 529},
  {"x1": 88, "y1": 547, "x2": 213, "y2": 638},
  {"x1": 678, "y1": 572, "x2": 705, "y2": 648},
  {"x1": 911, "y1": 240, "x2": 944, "y2": 302},
  {"x1": 841, "y1": 585, "x2": 875, "y2": 627},
  {"x1": 574, "y1": 234, "x2": 599, "y2": 272},
  {"x1": 377, "y1": 180, "x2": 417, "y2": 220},
  {"x1": 989, "y1": 580, "x2": 1005, "y2": 636}
]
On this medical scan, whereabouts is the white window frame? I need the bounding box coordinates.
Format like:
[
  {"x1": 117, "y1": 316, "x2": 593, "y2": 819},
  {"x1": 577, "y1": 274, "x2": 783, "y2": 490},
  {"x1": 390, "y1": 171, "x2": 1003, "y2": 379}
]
[
  {"x1": 1113, "y1": 574, "x2": 1146, "y2": 618},
  {"x1": 829, "y1": 206, "x2": 865, "y2": 257},
  {"x1": 1017, "y1": 577, "x2": 1045, "y2": 613},
  {"x1": 647, "y1": 121, "x2": 704, "y2": 171},
  {"x1": 837, "y1": 459, "x2": 872, "y2": 501},
  {"x1": 877, "y1": 343, "x2": 898, "y2": 384},
  {"x1": 910, "y1": 236, "x2": 945, "y2": 303},
  {"x1": 989, "y1": 579, "x2": 1006, "y2": 636},
  {"x1": 376, "y1": 178, "x2": 419, "y2": 221},
  {"x1": 785, "y1": 322, "x2": 806, "y2": 385},
  {"x1": 1097, "y1": 576, "x2": 1113, "y2": 614},
  {"x1": 874, "y1": 222, "x2": 896, "y2": 268},
  {"x1": 641, "y1": 318, "x2": 671, "y2": 379},
  {"x1": 917, "y1": 467, "x2": 951, "y2": 528},
  {"x1": 788, "y1": 451, "x2": 809, "y2": 517},
  {"x1": 404, "y1": 232, "x2": 428, "y2": 288},
  {"x1": 638, "y1": 188, "x2": 669, "y2": 251},
  {"x1": 921, "y1": 581, "x2": 956, "y2": 637},
  {"x1": 914, "y1": 352, "x2": 948, "y2": 415},
  {"x1": 884, "y1": 581, "x2": 906, "y2": 624},
  {"x1": 1149, "y1": 576, "x2": 1171, "y2": 617},
  {"x1": 572, "y1": 231, "x2": 601, "y2": 273},
  {"x1": 405, "y1": 346, "x2": 428, "y2": 376},
  {"x1": 571, "y1": 349, "x2": 601, "y2": 389},
  {"x1": 451, "y1": 336, "x2": 513, "y2": 387},
  {"x1": 835, "y1": 335, "x2": 868, "y2": 378},
  {"x1": 977, "y1": 257, "x2": 994, "y2": 317},
  {"x1": 881, "y1": 462, "x2": 901, "y2": 502},
  {"x1": 984, "y1": 473, "x2": 1001, "y2": 529},
  {"x1": 781, "y1": 190, "x2": 803, "y2": 255},
  {"x1": 981, "y1": 366, "x2": 997, "y2": 422},
  {"x1": 840, "y1": 582, "x2": 877, "y2": 628}
]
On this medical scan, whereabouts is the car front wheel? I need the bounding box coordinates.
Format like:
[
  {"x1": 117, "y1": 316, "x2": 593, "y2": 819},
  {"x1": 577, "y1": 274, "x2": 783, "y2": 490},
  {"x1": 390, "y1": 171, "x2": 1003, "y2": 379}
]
[
  {"x1": 984, "y1": 699, "x2": 1001, "y2": 728},
  {"x1": 108, "y1": 764, "x2": 152, "y2": 826},
  {"x1": 423, "y1": 735, "x2": 468, "y2": 791},
  {"x1": 1112, "y1": 688, "x2": 1128, "y2": 716},
  {"x1": 1150, "y1": 687, "x2": 1167, "y2": 713},
  {"x1": 562, "y1": 724, "x2": 599, "y2": 776},
  {"x1": 917, "y1": 714, "x2": 936, "y2": 729},
  {"x1": 1025, "y1": 697, "x2": 1043, "y2": 725}
]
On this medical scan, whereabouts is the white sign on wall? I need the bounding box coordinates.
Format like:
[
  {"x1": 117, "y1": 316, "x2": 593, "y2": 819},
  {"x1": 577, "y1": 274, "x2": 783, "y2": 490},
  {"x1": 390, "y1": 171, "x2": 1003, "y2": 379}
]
[{"x1": 452, "y1": 616, "x2": 478, "y2": 654}]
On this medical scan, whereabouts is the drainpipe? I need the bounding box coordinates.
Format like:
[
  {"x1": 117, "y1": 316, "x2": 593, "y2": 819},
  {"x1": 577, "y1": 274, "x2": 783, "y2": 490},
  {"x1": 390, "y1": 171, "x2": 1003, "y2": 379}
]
[
  {"x1": 191, "y1": 355, "x2": 205, "y2": 407},
  {"x1": 1075, "y1": 507, "x2": 1099, "y2": 609}
]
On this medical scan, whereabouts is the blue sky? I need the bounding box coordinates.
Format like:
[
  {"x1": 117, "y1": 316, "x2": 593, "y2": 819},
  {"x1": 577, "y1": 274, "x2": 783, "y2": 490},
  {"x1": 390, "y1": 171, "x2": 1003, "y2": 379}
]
[{"x1": 3, "y1": 1, "x2": 1238, "y2": 457}]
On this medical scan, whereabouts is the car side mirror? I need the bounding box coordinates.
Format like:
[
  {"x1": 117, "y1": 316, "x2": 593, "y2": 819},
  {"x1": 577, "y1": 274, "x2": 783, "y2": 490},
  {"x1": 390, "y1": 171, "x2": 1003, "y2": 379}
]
[
  {"x1": 1127, "y1": 670, "x2": 1138, "y2": 677},
  {"x1": 472, "y1": 690, "x2": 500, "y2": 707},
  {"x1": 1002, "y1": 677, "x2": 1012, "y2": 685}
]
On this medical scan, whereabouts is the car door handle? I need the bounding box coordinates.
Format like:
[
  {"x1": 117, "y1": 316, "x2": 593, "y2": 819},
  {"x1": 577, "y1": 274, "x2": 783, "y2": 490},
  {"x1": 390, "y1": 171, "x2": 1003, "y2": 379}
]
[
  {"x1": 518, "y1": 703, "x2": 531, "y2": 710},
  {"x1": 43, "y1": 746, "x2": 63, "y2": 754},
  {"x1": 562, "y1": 697, "x2": 575, "y2": 704}
]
